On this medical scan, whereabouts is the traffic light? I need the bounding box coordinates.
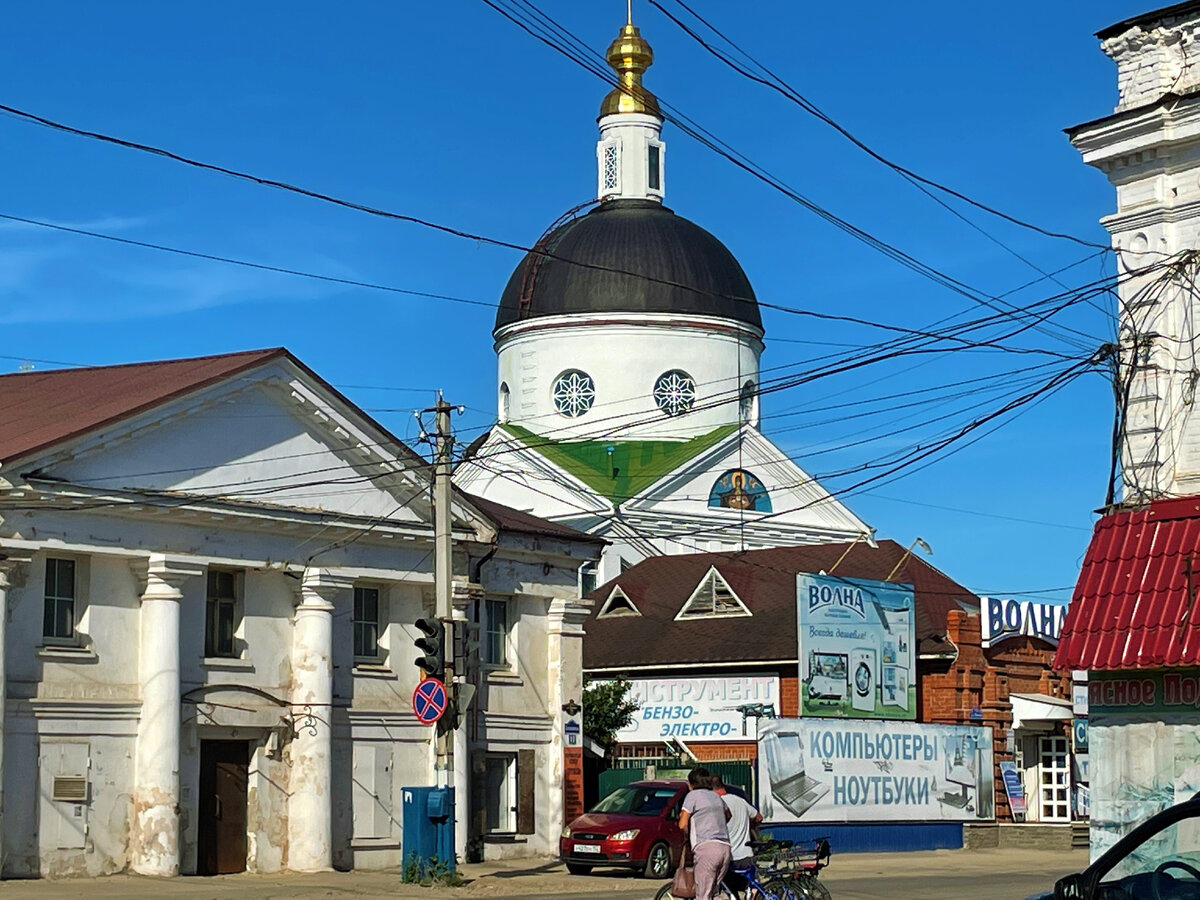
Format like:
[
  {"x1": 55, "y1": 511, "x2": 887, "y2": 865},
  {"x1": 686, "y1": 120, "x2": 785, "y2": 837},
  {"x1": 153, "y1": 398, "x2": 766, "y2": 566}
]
[{"x1": 414, "y1": 617, "x2": 445, "y2": 677}]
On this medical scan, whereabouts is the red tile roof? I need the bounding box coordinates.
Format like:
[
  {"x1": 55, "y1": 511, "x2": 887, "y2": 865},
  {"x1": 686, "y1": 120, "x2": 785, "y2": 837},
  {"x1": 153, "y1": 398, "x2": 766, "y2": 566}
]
[
  {"x1": 0, "y1": 349, "x2": 286, "y2": 465},
  {"x1": 583, "y1": 540, "x2": 978, "y2": 670},
  {"x1": 1055, "y1": 496, "x2": 1200, "y2": 671}
]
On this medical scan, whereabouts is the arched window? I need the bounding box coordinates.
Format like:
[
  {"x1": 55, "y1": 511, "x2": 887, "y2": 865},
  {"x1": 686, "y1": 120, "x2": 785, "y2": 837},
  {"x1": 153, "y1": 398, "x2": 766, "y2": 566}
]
[
  {"x1": 499, "y1": 382, "x2": 510, "y2": 423},
  {"x1": 708, "y1": 469, "x2": 771, "y2": 513},
  {"x1": 740, "y1": 380, "x2": 757, "y2": 425}
]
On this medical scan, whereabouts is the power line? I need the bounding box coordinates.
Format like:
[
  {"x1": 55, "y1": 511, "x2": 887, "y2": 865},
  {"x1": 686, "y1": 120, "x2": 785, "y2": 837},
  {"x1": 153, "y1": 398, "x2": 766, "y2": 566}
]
[
  {"x1": 652, "y1": 0, "x2": 1107, "y2": 252},
  {"x1": 483, "y1": 0, "x2": 1103, "y2": 354}
]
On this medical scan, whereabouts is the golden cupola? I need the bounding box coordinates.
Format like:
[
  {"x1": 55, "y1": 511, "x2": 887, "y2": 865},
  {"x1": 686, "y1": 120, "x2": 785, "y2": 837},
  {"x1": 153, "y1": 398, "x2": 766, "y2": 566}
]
[{"x1": 600, "y1": 12, "x2": 661, "y2": 119}]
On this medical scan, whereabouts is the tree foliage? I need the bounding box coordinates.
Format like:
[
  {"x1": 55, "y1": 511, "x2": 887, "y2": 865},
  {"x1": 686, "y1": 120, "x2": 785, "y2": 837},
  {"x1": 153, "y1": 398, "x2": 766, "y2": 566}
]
[{"x1": 582, "y1": 676, "x2": 639, "y2": 751}]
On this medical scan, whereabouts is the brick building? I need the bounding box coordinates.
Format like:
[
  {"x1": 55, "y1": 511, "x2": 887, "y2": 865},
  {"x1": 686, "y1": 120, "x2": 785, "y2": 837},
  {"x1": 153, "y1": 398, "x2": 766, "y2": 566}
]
[{"x1": 582, "y1": 539, "x2": 1073, "y2": 849}]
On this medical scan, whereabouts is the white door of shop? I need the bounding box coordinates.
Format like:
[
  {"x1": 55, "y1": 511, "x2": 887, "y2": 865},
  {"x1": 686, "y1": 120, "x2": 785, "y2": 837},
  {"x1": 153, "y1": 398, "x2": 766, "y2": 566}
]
[{"x1": 1038, "y1": 736, "x2": 1070, "y2": 822}]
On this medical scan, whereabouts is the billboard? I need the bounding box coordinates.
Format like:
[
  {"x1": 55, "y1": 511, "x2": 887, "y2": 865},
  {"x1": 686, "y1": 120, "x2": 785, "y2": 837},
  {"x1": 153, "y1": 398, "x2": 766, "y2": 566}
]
[
  {"x1": 980, "y1": 597, "x2": 1066, "y2": 647},
  {"x1": 758, "y1": 718, "x2": 995, "y2": 823},
  {"x1": 796, "y1": 574, "x2": 915, "y2": 720},
  {"x1": 615, "y1": 675, "x2": 780, "y2": 743}
]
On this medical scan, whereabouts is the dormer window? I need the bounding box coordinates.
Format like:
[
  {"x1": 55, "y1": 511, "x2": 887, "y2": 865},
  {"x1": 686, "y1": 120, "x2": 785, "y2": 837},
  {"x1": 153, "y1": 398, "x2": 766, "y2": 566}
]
[
  {"x1": 598, "y1": 586, "x2": 641, "y2": 618},
  {"x1": 675, "y1": 567, "x2": 751, "y2": 620}
]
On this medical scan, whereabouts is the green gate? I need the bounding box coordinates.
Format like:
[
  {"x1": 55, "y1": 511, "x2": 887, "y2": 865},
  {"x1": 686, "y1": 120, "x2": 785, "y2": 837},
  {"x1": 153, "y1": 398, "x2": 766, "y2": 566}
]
[{"x1": 596, "y1": 759, "x2": 756, "y2": 805}]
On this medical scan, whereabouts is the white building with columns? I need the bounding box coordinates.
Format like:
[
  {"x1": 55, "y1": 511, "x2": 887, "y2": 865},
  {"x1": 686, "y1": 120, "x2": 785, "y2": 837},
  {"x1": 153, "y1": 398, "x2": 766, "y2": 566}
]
[
  {"x1": 0, "y1": 347, "x2": 600, "y2": 877},
  {"x1": 456, "y1": 13, "x2": 871, "y2": 583}
]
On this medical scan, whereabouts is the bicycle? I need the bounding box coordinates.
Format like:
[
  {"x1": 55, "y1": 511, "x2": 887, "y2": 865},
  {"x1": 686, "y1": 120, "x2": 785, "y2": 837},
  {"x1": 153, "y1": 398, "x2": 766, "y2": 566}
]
[
  {"x1": 653, "y1": 838, "x2": 829, "y2": 900},
  {"x1": 752, "y1": 837, "x2": 832, "y2": 900}
]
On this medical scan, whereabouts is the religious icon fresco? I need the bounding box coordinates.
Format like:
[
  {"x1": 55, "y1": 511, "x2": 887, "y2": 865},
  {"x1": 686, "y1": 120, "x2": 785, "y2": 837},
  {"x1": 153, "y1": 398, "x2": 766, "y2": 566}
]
[{"x1": 708, "y1": 469, "x2": 772, "y2": 512}]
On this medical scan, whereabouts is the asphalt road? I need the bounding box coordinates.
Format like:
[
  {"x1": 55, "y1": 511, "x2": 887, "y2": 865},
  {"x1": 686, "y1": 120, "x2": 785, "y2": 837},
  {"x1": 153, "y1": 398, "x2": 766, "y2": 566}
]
[{"x1": 0, "y1": 847, "x2": 1088, "y2": 898}]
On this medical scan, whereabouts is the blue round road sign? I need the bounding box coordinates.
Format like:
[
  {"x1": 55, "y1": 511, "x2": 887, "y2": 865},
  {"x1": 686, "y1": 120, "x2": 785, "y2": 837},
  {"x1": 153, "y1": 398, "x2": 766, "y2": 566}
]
[{"x1": 413, "y1": 677, "x2": 448, "y2": 725}]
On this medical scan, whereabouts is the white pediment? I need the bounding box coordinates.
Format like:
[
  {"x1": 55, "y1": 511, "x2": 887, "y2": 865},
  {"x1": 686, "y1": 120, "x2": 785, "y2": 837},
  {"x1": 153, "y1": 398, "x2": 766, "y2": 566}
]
[
  {"x1": 626, "y1": 426, "x2": 869, "y2": 537},
  {"x1": 24, "y1": 359, "x2": 432, "y2": 524},
  {"x1": 454, "y1": 429, "x2": 612, "y2": 521}
]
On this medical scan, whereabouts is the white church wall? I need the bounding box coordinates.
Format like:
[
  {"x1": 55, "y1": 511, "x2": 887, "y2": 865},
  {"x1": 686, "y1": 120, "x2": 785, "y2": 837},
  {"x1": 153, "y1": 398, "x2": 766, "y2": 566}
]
[{"x1": 496, "y1": 315, "x2": 761, "y2": 440}]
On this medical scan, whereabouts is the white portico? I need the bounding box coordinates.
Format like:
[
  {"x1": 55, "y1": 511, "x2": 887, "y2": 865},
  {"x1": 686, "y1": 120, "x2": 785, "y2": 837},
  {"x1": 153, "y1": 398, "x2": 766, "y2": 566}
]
[{"x1": 0, "y1": 348, "x2": 600, "y2": 877}]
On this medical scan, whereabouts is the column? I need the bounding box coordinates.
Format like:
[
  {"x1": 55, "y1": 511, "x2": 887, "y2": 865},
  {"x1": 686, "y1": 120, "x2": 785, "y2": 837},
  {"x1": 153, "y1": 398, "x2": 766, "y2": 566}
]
[
  {"x1": 548, "y1": 594, "x2": 592, "y2": 837},
  {"x1": 288, "y1": 568, "x2": 348, "y2": 873},
  {"x1": 131, "y1": 553, "x2": 201, "y2": 876},
  {"x1": 0, "y1": 556, "x2": 29, "y2": 874}
]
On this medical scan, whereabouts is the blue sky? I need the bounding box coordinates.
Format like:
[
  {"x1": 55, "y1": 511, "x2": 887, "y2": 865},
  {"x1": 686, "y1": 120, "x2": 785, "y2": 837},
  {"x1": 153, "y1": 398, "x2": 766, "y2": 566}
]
[{"x1": 0, "y1": 1, "x2": 1149, "y2": 600}]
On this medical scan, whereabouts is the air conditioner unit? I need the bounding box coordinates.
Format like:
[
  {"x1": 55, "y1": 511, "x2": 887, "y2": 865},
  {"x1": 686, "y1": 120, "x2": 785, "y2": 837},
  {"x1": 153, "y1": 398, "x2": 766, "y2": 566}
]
[{"x1": 52, "y1": 776, "x2": 88, "y2": 803}]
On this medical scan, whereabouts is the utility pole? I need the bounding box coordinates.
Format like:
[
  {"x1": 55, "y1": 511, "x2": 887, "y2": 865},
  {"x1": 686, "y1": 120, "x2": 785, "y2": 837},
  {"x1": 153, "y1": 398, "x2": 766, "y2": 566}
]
[{"x1": 433, "y1": 397, "x2": 455, "y2": 790}]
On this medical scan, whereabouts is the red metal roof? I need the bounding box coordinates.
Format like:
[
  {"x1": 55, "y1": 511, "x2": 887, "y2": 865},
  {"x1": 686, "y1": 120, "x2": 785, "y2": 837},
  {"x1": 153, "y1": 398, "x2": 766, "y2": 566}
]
[
  {"x1": 0, "y1": 349, "x2": 286, "y2": 465},
  {"x1": 1055, "y1": 496, "x2": 1200, "y2": 670}
]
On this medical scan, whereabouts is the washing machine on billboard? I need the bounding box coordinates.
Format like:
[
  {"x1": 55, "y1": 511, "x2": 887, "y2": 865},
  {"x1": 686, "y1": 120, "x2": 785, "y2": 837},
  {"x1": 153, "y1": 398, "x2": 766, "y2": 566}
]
[{"x1": 851, "y1": 646, "x2": 877, "y2": 713}]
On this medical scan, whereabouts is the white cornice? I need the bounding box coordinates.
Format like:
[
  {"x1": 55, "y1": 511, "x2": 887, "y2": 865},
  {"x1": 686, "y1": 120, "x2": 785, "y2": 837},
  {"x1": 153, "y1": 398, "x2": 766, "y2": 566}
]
[
  {"x1": 494, "y1": 311, "x2": 765, "y2": 349},
  {"x1": 1071, "y1": 96, "x2": 1200, "y2": 173}
]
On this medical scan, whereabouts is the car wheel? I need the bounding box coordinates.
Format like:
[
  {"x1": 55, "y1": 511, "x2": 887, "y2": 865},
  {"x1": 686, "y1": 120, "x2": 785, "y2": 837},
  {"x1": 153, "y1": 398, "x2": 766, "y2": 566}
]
[
  {"x1": 566, "y1": 862, "x2": 593, "y2": 876},
  {"x1": 643, "y1": 841, "x2": 672, "y2": 879}
]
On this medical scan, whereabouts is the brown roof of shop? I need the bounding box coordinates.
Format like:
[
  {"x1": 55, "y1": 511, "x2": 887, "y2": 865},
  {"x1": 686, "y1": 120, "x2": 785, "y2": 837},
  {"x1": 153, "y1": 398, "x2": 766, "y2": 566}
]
[{"x1": 582, "y1": 540, "x2": 978, "y2": 670}]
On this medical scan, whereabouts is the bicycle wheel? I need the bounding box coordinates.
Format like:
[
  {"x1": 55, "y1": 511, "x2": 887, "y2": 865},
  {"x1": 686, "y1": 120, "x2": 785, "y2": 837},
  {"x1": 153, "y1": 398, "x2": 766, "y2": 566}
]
[
  {"x1": 760, "y1": 877, "x2": 801, "y2": 900},
  {"x1": 654, "y1": 884, "x2": 681, "y2": 900},
  {"x1": 789, "y1": 875, "x2": 832, "y2": 900}
]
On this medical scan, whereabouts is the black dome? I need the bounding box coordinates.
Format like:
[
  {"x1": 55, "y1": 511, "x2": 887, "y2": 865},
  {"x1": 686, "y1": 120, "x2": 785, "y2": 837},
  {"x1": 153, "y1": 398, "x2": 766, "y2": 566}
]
[{"x1": 495, "y1": 199, "x2": 761, "y2": 333}]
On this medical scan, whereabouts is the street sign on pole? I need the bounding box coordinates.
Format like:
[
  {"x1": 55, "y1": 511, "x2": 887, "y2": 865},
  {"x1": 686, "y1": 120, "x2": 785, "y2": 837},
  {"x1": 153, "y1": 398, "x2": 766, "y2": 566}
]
[{"x1": 413, "y1": 677, "x2": 448, "y2": 725}]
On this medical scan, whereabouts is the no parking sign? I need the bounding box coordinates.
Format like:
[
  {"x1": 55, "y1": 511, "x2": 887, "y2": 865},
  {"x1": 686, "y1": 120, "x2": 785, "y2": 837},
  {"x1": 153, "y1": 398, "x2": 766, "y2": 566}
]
[{"x1": 413, "y1": 677, "x2": 448, "y2": 726}]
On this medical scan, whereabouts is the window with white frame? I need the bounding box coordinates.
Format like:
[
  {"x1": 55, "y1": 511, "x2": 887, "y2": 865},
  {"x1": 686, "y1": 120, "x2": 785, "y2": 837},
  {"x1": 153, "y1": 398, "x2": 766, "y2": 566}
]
[
  {"x1": 484, "y1": 597, "x2": 511, "y2": 668},
  {"x1": 43, "y1": 557, "x2": 77, "y2": 643},
  {"x1": 482, "y1": 749, "x2": 535, "y2": 835},
  {"x1": 580, "y1": 561, "x2": 598, "y2": 598},
  {"x1": 205, "y1": 569, "x2": 241, "y2": 658},
  {"x1": 354, "y1": 586, "x2": 381, "y2": 660},
  {"x1": 648, "y1": 142, "x2": 662, "y2": 192},
  {"x1": 484, "y1": 754, "x2": 515, "y2": 833}
]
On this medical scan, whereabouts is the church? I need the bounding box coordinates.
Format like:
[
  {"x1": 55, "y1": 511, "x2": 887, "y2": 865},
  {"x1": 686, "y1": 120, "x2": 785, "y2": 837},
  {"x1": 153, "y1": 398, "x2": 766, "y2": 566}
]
[{"x1": 455, "y1": 12, "x2": 871, "y2": 585}]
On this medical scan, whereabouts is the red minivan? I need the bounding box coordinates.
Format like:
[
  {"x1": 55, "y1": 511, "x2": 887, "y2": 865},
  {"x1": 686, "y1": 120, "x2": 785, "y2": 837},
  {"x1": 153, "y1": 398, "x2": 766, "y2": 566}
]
[{"x1": 560, "y1": 779, "x2": 687, "y2": 878}]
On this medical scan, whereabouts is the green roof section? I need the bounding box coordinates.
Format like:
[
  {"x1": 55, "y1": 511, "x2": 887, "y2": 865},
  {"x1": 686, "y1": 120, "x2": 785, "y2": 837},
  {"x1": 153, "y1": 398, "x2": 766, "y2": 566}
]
[{"x1": 499, "y1": 422, "x2": 739, "y2": 504}]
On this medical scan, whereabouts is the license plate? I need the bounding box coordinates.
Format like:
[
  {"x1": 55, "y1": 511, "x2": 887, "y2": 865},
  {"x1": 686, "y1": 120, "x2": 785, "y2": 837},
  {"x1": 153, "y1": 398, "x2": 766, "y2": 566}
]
[{"x1": 575, "y1": 844, "x2": 601, "y2": 854}]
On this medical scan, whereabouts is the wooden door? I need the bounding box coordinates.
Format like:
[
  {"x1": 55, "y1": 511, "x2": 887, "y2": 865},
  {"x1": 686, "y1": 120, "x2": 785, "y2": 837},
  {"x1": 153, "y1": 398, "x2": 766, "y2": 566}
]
[{"x1": 198, "y1": 741, "x2": 249, "y2": 875}]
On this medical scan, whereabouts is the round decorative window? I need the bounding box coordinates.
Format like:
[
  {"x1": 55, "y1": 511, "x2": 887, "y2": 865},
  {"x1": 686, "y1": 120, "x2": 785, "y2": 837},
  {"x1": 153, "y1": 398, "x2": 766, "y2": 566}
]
[
  {"x1": 552, "y1": 369, "x2": 595, "y2": 418},
  {"x1": 654, "y1": 369, "x2": 696, "y2": 417}
]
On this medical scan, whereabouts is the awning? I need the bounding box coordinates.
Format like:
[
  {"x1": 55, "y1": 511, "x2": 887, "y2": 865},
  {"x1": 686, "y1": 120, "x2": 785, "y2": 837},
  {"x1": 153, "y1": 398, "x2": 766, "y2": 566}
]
[{"x1": 1011, "y1": 692, "x2": 1072, "y2": 730}]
